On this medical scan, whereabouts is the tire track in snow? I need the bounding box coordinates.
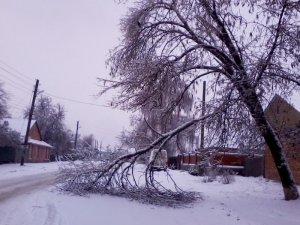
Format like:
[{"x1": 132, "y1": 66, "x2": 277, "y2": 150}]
[
  {"x1": 0, "y1": 172, "x2": 57, "y2": 202},
  {"x1": 44, "y1": 203, "x2": 57, "y2": 225}
]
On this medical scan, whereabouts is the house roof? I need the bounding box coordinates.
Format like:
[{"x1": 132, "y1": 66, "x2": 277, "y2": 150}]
[
  {"x1": 28, "y1": 138, "x2": 53, "y2": 148},
  {"x1": 1, "y1": 118, "x2": 36, "y2": 137},
  {"x1": 265, "y1": 95, "x2": 300, "y2": 130},
  {"x1": 265, "y1": 94, "x2": 300, "y2": 114},
  {"x1": 1, "y1": 118, "x2": 54, "y2": 149}
]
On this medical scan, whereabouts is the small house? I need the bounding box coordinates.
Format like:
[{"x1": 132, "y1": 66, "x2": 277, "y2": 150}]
[
  {"x1": 0, "y1": 118, "x2": 53, "y2": 163},
  {"x1": 264, "y1": 95, "x2": 300, "y2": 184}
]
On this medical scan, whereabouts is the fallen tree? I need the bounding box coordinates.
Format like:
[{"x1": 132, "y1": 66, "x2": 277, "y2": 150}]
[{"x1": 57, "y1": 112, "x2": 220, "y2": 207}]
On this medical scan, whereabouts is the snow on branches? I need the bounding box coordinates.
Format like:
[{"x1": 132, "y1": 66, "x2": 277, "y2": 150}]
[{"x1": 57, "y1": 114, "x2": 218, "y2": 207}]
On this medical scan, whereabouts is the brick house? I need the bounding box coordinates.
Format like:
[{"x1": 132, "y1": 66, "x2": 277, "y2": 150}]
[
  {"x1": 264, "y1": 95, "x2": 300, "y2": 184},
  {"x1": 1, "y1": 118, "x2": 53, "y2": 163}
]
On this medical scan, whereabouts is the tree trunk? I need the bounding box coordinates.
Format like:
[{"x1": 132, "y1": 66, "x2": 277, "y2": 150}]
[{"x1": 241, "y1": 89, "x2": 299, "y2": 200}]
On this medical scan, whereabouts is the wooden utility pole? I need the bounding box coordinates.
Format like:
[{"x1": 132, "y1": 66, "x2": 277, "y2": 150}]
[
  {"x1": 200, "y1": 81, "x2": 206, "y2": 149},
  {"x1": 21, "y1": 79, "x2": 39, "y2": 166},
  {"x1": 99, "y1": 140, "x2": 102, "y2": 151},
  {"x1": 74, "y1": 121, "x2": 79, "y2": 149}
]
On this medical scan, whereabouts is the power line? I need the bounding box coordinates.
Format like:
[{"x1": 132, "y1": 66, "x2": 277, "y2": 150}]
[
  {"x1": 0, "y1": 59, "x2": 35, "y2": 83},
  {"x1": 8, "y1": 99, "x2": 30, "y2": 110},
  {"x1": 9, "y1": 93, "x2": 32, "y2": 102},
  {"x1": 0, "y1": 60, "x2": 112, "y2": 109},
  {"x1": 0, "y1": 65, "x2": 33, "y2": 86},
  {"x1": 1, "y1": 81, "x2": 32, "y2": 95},
  {"x1": 9, "y1": 105, "x2": 25, "y2": 111},
  {"x1": 9, "y1": 90, "x2": 33, "y2": 117},
  {"x1": 9, "y1": 99, "x2": 28, "y2": 108},
  {"x1": 0, "y1": 72, "x2": 33, "y2": 93},
  {"x1": 44, "y1": 91, "x2": 111, "y2": 108}
]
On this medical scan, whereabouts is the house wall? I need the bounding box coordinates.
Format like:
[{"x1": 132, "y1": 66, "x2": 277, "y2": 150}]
[
  {"x1": 26, "y1": 123, "x2": 51, "y2": 163},
  {"x1": 0, "y1": 120, "x2": 52, "y2": 164},
  {"x1": 265, "y1": 143, "x2": 300, "y2": 184},
  {"x1": 264, "y1": 95, "x2": 300, "y2": 184},
  {"x1": 27, "y1": 144, "x2": 50, "y2": 163},
  {"x1": 29, "y1": 123, "x2": 42, "y2": 140}
]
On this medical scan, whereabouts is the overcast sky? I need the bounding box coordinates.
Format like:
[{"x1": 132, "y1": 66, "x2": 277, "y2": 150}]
[
  {"x1": 0, "y1": 0, "x2": 132, "y2": 147},
  {"x1": 0, "y1": 0, "x2": 299, "y2": 148}
]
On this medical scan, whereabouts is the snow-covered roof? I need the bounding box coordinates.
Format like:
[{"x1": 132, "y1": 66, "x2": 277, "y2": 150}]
[
  {"x1": 1, "y1": 118, "x2": 54, "y2": 149},
  {"x1": 1, "y1": 118, "x2": 36, "y2": 137},
  {"x1": 28, "y1": 138, "x2": 53, "y2": 149}
]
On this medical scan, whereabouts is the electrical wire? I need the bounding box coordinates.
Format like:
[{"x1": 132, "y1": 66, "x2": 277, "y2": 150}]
[
  {"x1": 44, "y1": 91, "x2": 111, "y2": 108},
  {"x1": 0, "y1": 66, "x2": 33, "y2": 86},
  {"x1": 9, "y1": 104, "x2": 25, "y2": 111},
  {"x1": 0, "y1": 59, "x2": 35, "y2": 83},
  {"x1": 0, "y1": 60, "x2": 115, "y2": 138},
  {"x1": 0, "y1": 73, "x2": 33, "y2": 93},
  {"x1": 8, "y1": 98, "x2": 30, "y2": 110},
  {"x1": 0, "y1": 60, "x2": 111, "y2": 108}
]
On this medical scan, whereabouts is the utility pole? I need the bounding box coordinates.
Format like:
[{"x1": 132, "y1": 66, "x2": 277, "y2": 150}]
[
  {"x1": 96, "y1": 140, "x2": 99, "y2": 151},
  {"x1": 200, "y1": 81, "x2": 206, "y2": 150},
  {"x1": 74, "y1": 121, "x2": 79, "y2": 149},
  {"x1": 21, "y1": 79, "x2": 39, "y2": 166},
  {"x1": 99, "y1": 140, "x2": 102, "y2": 151}
]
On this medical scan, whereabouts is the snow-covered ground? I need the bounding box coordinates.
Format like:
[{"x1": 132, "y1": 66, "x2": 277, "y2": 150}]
[
  {"x1": 0, "y1": 162, "x2": 59, "y2": 181},
  {"x1": 0, "y1": 162, "x2": 299, "y2": 225}
]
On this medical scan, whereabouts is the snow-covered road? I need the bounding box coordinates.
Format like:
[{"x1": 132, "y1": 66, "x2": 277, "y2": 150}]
[
  {"x1": 0, "y1": 163, "x2": 61, "y2": 225},
  {"x1": 0, "y1": 186, "x2": 64, "y2": 225},
  {"x1": 0, "y1": 172, "x2": 57, "y2": 202}
]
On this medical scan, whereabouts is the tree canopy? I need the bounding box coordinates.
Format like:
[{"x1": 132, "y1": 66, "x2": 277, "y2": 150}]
[
  {"x1": 56, "y1": 0, "x2": 300, "y2": 203},
  {"x1": 0, "y1": 82, "x2": 8, "y2": 119},
  {"x1": 24, "y1": 95, "x2": 73, "y2": 158},
  {"x1": 99, "y1": 0, "x2": 299, "y2": 200}
]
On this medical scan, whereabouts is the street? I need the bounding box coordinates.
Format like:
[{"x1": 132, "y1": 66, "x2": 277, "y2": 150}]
[
  {"x1": 0, "y1": 172, "x2": 56, "y2": 202},
  {"x1": 0, "y1": 171, "x2": 61, "y2": 225}
]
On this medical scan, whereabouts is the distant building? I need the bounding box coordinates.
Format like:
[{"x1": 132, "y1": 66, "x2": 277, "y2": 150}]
[
  {"x1": 264, "y1": 95, "x2": 300, "y2": 184},
  {"x1": 0, "y1": 118, "x2": 53, "y2": 163}
]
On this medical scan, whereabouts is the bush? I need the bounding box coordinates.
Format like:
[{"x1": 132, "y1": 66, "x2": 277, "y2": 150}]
[{"x1": 219, "y1": 170, "x2": 235, "y2": 184}]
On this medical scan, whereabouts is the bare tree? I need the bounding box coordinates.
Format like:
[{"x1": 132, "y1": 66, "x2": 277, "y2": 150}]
[
  {"x1": 0, "y1": 122, "x2": 21, "y2": 147},
  {"x1": 59, "y1": 0, "x2": 299, "y2": 203},
  {"x1": 0, "y1": 84, "x2": 20, "y2": 148},
  {"x1": 0, "y1": 82, "x2": 8, "y2": 119},
  {"x1": 100, "y1": 0, "x2": 299, "y2": 200},
  {"x1": 81, "y1": 134, "x2": 95, "y2": 148},
  {"x1": 58, "y1": 113, "x2": 213, "y2": 206},
  {"x1": 24, "y1": 95, "x2": 73, "y2": 159},
  {"x1": 119, "y1": 113, "x2": 198, "y2": 157}
]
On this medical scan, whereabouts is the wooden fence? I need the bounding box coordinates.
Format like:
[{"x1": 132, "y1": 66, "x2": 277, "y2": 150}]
[{"x1": 168, "y1": 151, "x2": 264, "y2": 177}]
